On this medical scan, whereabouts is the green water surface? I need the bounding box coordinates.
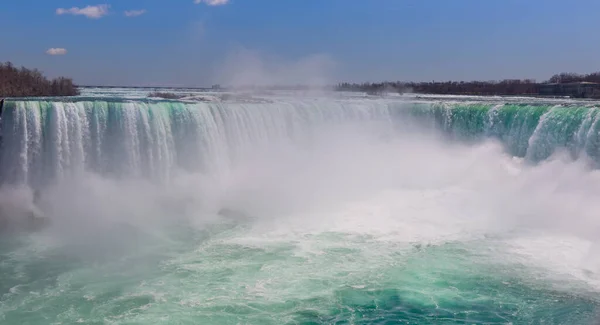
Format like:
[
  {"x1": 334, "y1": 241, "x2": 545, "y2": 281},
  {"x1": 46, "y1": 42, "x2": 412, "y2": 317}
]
[{"x1": 1, "y1": 220, "x2": 598, "y2": 325}]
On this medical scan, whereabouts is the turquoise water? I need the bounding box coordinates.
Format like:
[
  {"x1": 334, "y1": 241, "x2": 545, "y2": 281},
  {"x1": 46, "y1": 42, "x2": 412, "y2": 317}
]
[
  {"x1": 2, "y1": 223, "x2": 599, "y2": 324},
  {"x1": 1, "y1": 92, "x2": 600, "y2": 324},
  {"x1": 397, "y1": 102, "x2": 600, "y2": 162}
]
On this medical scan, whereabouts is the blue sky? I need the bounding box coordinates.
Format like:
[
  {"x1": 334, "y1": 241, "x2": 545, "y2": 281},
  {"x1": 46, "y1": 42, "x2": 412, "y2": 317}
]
[{"x1": 1, "y1": 0, "x2": 599, "y2": 87}]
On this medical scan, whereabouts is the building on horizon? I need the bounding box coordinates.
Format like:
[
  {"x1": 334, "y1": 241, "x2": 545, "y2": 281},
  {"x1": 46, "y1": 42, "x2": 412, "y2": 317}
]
[{"x1": 538, "y1": 82, "x2": 600, "y2": 99}]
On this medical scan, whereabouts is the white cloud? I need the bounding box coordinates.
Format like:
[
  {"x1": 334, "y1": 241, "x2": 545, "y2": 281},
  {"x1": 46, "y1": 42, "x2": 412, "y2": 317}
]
[
  {"x1": 124, "y1": 9, "x2": 147, "y2": 17},
  {"x1": 46, "y1": 48, "x2": 68, "y2": 56},
  {"x1": 56, "y1": 5, "x2": 110, "y2": 19},
  {"x1": 194, "y1": 0, "x2": 230, "y2": 6}
]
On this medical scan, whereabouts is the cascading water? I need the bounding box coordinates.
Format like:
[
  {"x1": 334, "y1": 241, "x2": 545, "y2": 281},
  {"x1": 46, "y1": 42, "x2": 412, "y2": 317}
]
[
  {"x1": 1, "y1": 91, "x2": 600, "y2": 324},
  {"x1": 0, "y1": 98, "x2": 394, "y2": 187},
  {"x1": 3, "y1": 98, "x2": 600, "y2": 188}
]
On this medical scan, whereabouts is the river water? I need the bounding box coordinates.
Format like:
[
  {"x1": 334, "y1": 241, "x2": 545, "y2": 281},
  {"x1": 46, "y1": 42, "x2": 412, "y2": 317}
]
[{"x1": 1, "y1": 89, "x2": 600, "y2": 324}]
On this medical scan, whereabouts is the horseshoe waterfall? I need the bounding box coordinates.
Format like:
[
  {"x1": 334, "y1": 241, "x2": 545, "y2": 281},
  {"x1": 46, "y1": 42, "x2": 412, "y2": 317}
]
[{"x1": 1, "y1": 89, "x2": 600, "y2": 324}]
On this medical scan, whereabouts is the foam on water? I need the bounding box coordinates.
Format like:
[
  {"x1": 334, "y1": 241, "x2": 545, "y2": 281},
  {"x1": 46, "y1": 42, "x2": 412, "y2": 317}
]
[{"x1": 1, "y1": 90, "x2": 600, "y2": 324}]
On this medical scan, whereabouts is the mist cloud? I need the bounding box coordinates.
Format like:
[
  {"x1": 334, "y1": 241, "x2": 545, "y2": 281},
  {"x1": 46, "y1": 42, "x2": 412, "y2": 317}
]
[{"x1": 214, "y1": 47, "x2": 337, "y2": 89}]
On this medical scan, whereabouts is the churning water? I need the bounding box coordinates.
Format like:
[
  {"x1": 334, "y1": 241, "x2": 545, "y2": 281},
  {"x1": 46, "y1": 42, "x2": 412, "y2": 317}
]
[{"x1": 1, "y1": 89, "x2": 600, "y2": 324}]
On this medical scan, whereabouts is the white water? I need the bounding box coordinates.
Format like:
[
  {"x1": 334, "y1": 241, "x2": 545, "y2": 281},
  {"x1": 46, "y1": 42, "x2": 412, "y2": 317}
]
[{"x1": 1, "y1": 92, "x2": 600, "y2": 324}]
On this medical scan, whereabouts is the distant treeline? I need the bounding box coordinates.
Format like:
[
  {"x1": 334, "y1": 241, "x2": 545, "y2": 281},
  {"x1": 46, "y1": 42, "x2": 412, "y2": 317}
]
[
  {"x1": 0, "y1": 62, "x2": 79, "y2": 97},
  {"x1": 547, "y1": 72, "x2": 600, "y2": 84},
  {"x1": 148, "y1": 91, "x2": 185, "y2": 99},
  {"x1": 337, "y1": 80, "x2": 539, "y2": 96},
  {"x1": 336, "y1": 72, "x2": 600, "y2": 96}
]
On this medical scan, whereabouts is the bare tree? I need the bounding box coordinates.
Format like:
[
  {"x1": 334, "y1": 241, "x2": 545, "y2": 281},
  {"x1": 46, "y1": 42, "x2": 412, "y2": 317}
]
[{"x1": 0, "y1": 62, "x2": 79, "y2": 97}]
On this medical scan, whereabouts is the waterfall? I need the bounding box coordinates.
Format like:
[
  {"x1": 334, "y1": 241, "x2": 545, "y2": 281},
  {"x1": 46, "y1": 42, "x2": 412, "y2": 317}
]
[
  {"x1": 2, "y1": 98, "x2": 600, "y2": 187},
  {"x1": 0, "y1": 99, "x2": 393, "y2": 187}
]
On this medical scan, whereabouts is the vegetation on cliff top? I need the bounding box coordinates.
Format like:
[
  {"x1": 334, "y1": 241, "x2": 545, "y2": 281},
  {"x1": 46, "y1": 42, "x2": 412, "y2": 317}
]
[
  {"x1": 147, "y1": 92, "x2": 185, "y2": 99},
  {"x1": 0, "y1": 61, "x2": 79, "y2": 97}
]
